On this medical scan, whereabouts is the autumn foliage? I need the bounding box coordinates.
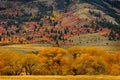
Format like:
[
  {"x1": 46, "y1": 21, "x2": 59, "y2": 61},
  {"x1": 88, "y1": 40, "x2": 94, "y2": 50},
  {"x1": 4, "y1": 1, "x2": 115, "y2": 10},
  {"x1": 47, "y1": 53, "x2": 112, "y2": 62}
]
[{"x1": 0, "y1": 46, "x2": 120, "y2": 75}]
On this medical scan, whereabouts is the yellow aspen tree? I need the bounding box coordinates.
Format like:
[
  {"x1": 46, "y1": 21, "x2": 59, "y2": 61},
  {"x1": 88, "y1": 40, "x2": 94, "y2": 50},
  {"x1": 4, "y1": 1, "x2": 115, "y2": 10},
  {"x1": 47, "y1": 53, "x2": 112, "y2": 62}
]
[
  {"x1": 1, "y1": 53, "x2": 22, "y2": 75},
  {"x1": 38, "y1": 47, "x2": 67, "y2": 75},
  {"x1": 22, "y1": 53, "x2": 40, "y2": 75}
]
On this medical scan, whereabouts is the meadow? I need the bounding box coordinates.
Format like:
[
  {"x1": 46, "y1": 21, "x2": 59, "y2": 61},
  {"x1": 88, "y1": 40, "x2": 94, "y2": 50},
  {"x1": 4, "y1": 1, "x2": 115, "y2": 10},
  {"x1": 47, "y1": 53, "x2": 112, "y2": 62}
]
[
  {"x1": 0, "y1": 42, "x2": 119, "y2": 54},
  {"x1": 69, "y1": 33, "x2": 120, "y2": 53},
  {"x1": 0, "y1": 75, "x2": 120, "y2": 80},
  {"x1": 0, "y1": 44, "x2": 51, "y2": 54}
]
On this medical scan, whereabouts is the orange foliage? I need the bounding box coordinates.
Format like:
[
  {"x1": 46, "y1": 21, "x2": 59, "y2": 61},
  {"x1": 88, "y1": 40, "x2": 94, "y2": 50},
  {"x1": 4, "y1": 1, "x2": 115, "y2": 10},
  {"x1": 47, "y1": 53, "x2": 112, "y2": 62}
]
[
  {"x1": 38, "y1": 47, "x2": 67, "y2": 75},
  {"x1": 68, "y1": 46, "x2": 82, "y2": 59},
  {"x1": 22, "y1": 54, "x2": 40, "y2": 75},
  {"x1": 84, "y1": 47, "x2": 107, "y2": 56},
  {"x1": 0, "y1": 47, "x2": 120, "y2": 75},
  {"x1": 0, "y1": 59, "x2": 5, "y2": 75},
  {"x1": 110, "y1": 64, "x2": 120, "y2": 75},
  {"x1": 0, "y1": 53, "x2": 22, "y2": 75}
]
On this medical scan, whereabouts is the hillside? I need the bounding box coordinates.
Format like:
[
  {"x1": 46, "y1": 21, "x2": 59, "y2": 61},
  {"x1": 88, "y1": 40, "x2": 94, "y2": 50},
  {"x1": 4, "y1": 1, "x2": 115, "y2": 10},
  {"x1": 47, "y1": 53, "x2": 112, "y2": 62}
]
[
  {"x1": 0, "y1": 0, "x2": 120, "y2": 46},
  {"x1": 87, "y1": 0, "x2": 120, "y2": 23}
]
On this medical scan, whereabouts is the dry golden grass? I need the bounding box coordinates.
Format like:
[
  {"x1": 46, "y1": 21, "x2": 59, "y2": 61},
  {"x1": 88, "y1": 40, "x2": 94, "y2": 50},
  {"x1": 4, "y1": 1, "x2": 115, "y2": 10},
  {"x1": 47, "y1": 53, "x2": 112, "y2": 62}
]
[
  {"x1": 0, "y1": 75, "x2": 120, "y2": 80},
  {"x1": 0, "y1": 43, "x2": 120, "y2": 54},
  {"x1": 69, "y1": 33, "x2": 120, "y2": 53},
  {"x1": 0, "y1": 44, "x2": 51, "y2": 54}
]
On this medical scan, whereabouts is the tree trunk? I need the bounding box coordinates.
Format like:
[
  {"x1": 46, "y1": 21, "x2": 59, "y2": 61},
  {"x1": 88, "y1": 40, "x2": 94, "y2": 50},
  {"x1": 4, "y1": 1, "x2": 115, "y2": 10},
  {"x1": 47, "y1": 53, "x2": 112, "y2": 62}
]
[
  {"x1": 73, "y1": 69, "x2": 77, "y2": 75},
  {"x1": 73, "y1": 54, "x2": 77, "y2": 59}
]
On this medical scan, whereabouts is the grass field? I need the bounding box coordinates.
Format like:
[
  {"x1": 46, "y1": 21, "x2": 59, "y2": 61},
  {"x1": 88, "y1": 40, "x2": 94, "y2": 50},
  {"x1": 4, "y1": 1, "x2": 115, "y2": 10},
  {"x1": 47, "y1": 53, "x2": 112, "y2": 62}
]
[
  {"x1": 0, "y1": 44, "x2": 51, "y2": 54},
  {"x1": 69, "y1": 33, "x2": 120, "y2": 53},
  {"x1": 0, "y1": 42, "x2": 120, "y2": 54},
  {"x1": 0, "y1": 75, "x2": 120, "y2": 80}
]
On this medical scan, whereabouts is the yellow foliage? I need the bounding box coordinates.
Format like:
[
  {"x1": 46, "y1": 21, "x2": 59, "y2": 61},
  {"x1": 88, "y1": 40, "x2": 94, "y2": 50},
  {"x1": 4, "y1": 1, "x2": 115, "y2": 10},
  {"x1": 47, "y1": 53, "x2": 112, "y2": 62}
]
[
  {"x1": 22, "y1": 53, "x2": 40, "y2": 75},
  {"x1": 75, "y1": 8, "x2": 89, "y2": 15},
  {"x1": 22, "y1": 53, "x2": 40, "y2": 66},
  {"x1": 24, "y1": 27, "x2": 29, "y2": 31},
  {"x1": 0, "y1": 47, "x2": 120, "y2": 75},
  {"x1": 39, "y1": 47, "x2": 66, "y2": 58},
  {"x1": 49, "y1": 10, "x2": 62, "y2": 21},
  {"x1": 84, "y1": 47, "x2": 107, "y2": 56},
  {"x1": 1, "y1": 53, "x2": 21, "y2": 64},
  {"x1": 110, "y1": 64, "x2": 120, "y2": 75},
  {"x1": 53, "y1": 10, "x2": 62, "y2": 19},
  {"x1": 0, "y1": 59, "x2": 5, "y2": 75},
  {"x1": 68, "y1": 46, "x2": 82, "y2": 59},
  {"x1": 114, "y1": 51, "x2": 120, "y2": 63},
  {"x1": 50, "y1": 16, "x2": 55, "y2": 21},
  {"x1": 0, "y1": 53, "x2": 22, "y2": 75},
  {"x1": 38, "y1": 47, "x2": 67, "y2": 75},
  {"x1": 20, "y1": 37, "x2": 26, "y2": 40},
  {"x1": 0, "y1": 38, "x2": 10, "y2": 44}
]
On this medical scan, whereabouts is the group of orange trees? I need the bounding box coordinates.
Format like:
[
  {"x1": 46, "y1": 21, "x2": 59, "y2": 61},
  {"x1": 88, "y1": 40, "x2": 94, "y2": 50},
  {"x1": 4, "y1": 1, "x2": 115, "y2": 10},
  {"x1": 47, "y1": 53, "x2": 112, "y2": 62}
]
[{"x1": 0, "y1": 46, "x2": 120, "y2": 75}]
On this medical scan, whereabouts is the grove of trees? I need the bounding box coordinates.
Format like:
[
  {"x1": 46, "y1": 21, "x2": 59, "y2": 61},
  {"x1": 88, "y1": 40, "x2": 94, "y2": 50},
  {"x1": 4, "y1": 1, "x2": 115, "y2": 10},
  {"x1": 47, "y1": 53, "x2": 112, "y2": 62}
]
[{"x1": 0, "y1": 46, "x2": 120, "y2": 75}]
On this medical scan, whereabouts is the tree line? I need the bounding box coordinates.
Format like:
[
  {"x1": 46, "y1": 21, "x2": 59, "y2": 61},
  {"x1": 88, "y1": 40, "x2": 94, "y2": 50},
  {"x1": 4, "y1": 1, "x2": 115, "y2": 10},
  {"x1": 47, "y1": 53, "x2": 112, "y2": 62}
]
[{"x1": 0, "y1": 46, "x2": 120, "y2": 75}]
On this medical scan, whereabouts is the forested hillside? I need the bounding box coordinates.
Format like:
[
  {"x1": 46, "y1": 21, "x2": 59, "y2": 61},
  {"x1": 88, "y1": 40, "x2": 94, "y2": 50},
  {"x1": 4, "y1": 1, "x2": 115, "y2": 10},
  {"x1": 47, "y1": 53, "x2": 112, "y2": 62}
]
[{"x1": 0, "y1": 0, "x2": 120, "y2": 46}]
